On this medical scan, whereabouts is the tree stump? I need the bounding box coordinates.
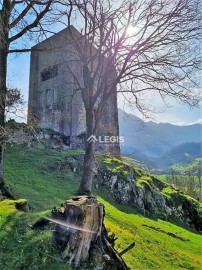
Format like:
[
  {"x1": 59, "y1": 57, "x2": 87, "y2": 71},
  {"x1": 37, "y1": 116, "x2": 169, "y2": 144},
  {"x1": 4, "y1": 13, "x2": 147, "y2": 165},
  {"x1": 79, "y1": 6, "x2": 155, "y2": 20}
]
[{"x1": 52, "y1": 196, "x2": 129, "y2": 269}]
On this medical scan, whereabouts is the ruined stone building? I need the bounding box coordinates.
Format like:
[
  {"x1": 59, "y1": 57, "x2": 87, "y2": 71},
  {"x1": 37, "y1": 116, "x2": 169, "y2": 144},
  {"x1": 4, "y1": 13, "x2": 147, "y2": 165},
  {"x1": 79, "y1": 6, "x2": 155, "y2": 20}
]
[{"x1": 28, "y1": 26, "x2": 120, "y2": 154}]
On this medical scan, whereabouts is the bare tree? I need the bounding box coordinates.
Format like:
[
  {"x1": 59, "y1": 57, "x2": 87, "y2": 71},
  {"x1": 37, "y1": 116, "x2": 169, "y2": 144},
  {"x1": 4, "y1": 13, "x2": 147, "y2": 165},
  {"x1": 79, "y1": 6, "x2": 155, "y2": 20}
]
[
  {"x1": 56, "y1": 0, "x2": 201, "y2": 195},
  {"x1": 0, "y1": 0, "x2": 53, "y2": 198}
]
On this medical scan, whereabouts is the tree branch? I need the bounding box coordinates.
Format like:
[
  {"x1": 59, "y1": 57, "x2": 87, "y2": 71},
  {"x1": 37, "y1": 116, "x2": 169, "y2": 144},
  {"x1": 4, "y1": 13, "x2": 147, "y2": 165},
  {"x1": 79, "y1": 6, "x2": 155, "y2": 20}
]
[{"x1": 9, "y1": 0, "x2": 53, "y2": 43}]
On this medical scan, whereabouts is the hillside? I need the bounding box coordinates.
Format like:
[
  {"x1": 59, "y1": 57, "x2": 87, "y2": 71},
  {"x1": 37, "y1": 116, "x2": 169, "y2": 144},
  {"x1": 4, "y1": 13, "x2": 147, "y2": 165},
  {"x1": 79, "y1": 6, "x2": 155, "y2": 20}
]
[
  {"x1": 119, "y1": 109, "x2": 202, "y2": 163},
  {"x1": 1, "y1": 144, "x2": 201, "y2": 270},
  {"x1": 156, "y1": 142, "x2": 202, "y2": 169},
  {"x1": 172, "y1": 157, "x2": 202, "y2": 174}
]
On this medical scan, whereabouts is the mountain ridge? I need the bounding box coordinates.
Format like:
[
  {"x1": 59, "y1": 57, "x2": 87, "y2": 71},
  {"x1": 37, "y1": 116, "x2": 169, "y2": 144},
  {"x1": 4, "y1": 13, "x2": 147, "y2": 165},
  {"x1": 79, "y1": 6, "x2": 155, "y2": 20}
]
[
  {"x1": 156, "y1": 142, "x2": 202, "y2": 168},
  {"x1": 119, "y1": 109, "x2": 201, "y2": 164},
  {"x1": 119, "y1": 109, "x2": 202, "y2": 127}
]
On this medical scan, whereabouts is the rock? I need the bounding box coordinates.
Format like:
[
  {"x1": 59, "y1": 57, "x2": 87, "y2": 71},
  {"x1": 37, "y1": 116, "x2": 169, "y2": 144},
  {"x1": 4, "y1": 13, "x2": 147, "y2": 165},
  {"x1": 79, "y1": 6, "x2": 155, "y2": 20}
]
[
  {"x1": 15, "y1": 199, "x2": 29, "y2": 212},
  {"x1": 109, "y1": 175, "x2": 117, "y2": 190},
  {"x1": 103, "y1": 254, "x2": 112, "y2": 262},
  {"x1": 32, "y1": 218, "x2": 50, "y2": 229},
  {"x1": 95, "y1": 163, "x2": 201, "y2": 229}
]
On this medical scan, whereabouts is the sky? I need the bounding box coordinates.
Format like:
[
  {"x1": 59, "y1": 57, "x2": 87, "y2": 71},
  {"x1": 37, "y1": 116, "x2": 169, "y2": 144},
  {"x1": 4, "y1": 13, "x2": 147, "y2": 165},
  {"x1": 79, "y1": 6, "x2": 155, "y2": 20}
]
[
  {"x1": 6, "y1": 1, "x2": 202, "y2": 127},
  {"x1": 7, "y1": 51, "x2": 201, "y2": 126}
]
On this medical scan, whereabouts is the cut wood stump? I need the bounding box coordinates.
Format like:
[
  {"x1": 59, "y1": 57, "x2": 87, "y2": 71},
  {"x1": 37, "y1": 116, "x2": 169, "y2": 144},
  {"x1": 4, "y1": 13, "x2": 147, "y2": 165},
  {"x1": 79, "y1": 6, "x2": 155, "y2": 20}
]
[{"x1": 51, "y1": 195, "x2": 130, "y2": 269}]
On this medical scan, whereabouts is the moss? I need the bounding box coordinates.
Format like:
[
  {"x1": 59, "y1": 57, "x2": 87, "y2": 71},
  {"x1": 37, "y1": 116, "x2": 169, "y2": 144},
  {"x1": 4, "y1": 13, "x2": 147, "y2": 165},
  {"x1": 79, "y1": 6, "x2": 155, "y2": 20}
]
[
  {"x1": 134, "y1": 167, "x2": 146, "y2": 177},
  {"x1": 102, "y1": 156, "x2": 132, "y2": 179},
  {"x1": 162, "y1": 186, "x2": 199, "y2": 207},
  {"x1": 101, "y1": 155, "x2": 147, "y2": 182},
  {"x1": 0, "y1": 199, "x2": 18, "y2": 218},
  {"x1": 150, "y1": 176, "x2": 169, "y2": 190},
  {"x1": 14, "y1": 198, "x2": 27, "y2": 205},
  {"x1": 136, "y1": 176, "x2": 158, "y2": 192},
  {"x1": 122, "y1": 156, "x2": 150, "y2": 172}
]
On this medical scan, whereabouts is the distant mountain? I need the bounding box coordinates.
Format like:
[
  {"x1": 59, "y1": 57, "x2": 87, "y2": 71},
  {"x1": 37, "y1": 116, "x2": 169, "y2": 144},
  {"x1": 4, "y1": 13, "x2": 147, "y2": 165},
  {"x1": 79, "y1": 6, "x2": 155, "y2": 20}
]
[
  {"x1": 156, "y1": 142, "x2": 202, "y2": 168},
  {"x1": 119, "y1": 109, "x2": 202, "y2": 163}
]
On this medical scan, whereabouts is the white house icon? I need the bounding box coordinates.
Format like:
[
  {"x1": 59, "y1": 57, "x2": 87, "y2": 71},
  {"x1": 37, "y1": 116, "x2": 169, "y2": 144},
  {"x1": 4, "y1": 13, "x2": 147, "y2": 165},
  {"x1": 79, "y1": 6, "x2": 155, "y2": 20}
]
[{"x1": 87, "y1": 135, "x2": 98, "y2": 143}]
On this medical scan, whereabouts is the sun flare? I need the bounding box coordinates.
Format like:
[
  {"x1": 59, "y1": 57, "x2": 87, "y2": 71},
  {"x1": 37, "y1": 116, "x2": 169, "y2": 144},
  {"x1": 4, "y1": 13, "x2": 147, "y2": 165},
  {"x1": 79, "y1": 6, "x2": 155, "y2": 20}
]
[{"x1": 126, "y1": 25, "x2": 135, "y2": 36}]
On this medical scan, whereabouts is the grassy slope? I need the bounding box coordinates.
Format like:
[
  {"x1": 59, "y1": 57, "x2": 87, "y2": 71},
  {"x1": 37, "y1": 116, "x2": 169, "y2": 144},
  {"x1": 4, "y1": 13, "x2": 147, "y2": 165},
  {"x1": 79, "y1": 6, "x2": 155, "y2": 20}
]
[
  {"x1": 0, "y1": 199, "x2": 71, "y2": 270},
  {"x1": 154, "y1": 174, "x2": 198, "y2": 181},
  {"x1": 4, "y1": 144, "x2": 83, "y2": 211},
  {"x1": 1, "y1": 144, "x2": 202, "y2": 270},
  {"x1": 172, "y1": 158, "x2": 202, "y2": 173}
]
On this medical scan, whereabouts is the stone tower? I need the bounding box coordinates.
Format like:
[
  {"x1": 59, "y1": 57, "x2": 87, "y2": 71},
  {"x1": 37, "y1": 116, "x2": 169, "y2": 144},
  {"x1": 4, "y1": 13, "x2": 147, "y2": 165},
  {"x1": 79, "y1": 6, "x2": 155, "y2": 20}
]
[{"x1": 28, "y1": 26, "x2": 120, "y2": 155}]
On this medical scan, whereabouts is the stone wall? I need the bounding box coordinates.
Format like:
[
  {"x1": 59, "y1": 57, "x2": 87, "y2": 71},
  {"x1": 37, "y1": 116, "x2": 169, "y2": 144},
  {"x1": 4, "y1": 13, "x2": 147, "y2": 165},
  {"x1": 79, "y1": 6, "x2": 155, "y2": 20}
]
[{"x1": 28, "y1": 26, "x2": 120, "y2": 155}]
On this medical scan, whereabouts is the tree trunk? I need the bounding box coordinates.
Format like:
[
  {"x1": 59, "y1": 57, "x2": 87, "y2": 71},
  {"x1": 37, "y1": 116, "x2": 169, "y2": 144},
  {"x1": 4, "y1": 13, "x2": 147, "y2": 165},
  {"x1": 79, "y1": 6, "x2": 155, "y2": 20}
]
[
  {"x1": 0, "y1": 145, "x2": 13, "y2": 199},
  {"x1": 52, "y1": 196, "x2": 129, "y2": 269},
  {"x1": 78, "y1": 110, "x2": 96, "y2": 195},
  {"x1": 0, "y1": 47, "x2": 7, "y2": 196},
  {"x1": 0, "y1": 49, "x2": 13, "y2": 198},
  {"x1": 0, "y1": 8, "x2": 13, "y2": 199}
]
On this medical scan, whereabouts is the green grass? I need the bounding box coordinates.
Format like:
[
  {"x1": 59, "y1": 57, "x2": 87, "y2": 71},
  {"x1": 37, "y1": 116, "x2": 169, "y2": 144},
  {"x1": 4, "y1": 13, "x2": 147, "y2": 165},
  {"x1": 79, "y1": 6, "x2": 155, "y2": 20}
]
[
  {"x1": 154, "y1": 173, "x2": 201, "y2": 201},
  {"x1": 98, "y1": 193, "x2": 202, "y2": 270},
  {"x1": 155, "y1": 174, "x2": 198, "y2": 182},
  {"x1": 171, "y1": 158, "x2": 202, "y2": 173},
  {"x1": 0, "y1": 199, "x2": 71, "y2": 270},
  {"x1": 4, "y1": 144, "x2": 84, "y2": 211},
  {"x1": 1, "y1": 144, "x2": 202, "y2": 270}
]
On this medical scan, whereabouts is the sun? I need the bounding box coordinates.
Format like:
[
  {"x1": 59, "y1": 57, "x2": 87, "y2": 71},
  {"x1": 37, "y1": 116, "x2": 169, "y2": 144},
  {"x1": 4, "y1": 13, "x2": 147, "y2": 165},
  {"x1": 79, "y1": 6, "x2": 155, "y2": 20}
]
[{"x1": 126, "y1": 25, "x2": 135, "y2": 36}]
